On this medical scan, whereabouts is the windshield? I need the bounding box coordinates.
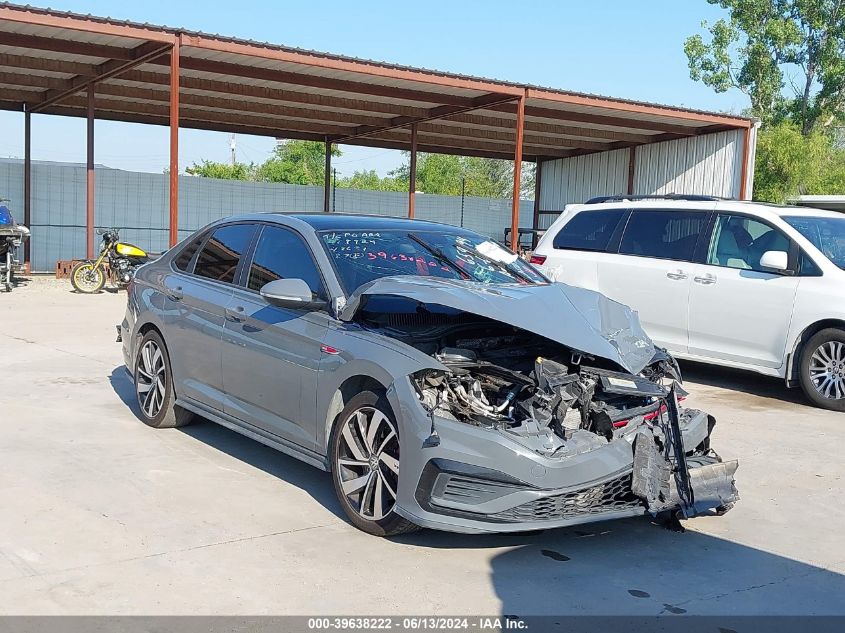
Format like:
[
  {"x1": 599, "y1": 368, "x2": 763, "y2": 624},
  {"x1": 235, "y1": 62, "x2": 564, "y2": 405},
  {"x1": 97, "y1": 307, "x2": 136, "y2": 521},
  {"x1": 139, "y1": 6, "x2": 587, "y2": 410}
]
[
  {"x1": 318, "y1": 228, "x2": 547, "y2": 294},
  {"x1": 784, "y1": 215, "x2": 845, "y2": 270}
]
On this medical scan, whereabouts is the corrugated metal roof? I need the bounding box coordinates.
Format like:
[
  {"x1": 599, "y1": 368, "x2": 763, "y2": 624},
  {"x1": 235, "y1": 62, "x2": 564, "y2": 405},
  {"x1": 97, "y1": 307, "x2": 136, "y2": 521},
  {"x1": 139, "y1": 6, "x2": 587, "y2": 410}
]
[{"x1": 0, "y1": 1, "x2": 753, "y2": 161}]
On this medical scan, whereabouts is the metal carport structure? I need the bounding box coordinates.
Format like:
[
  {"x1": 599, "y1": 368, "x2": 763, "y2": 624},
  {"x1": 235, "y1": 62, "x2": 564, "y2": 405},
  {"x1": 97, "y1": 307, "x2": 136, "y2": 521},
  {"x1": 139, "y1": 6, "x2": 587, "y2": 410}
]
[{"x1": 0, "y1": 1, "x2": 754, "y2": 265}]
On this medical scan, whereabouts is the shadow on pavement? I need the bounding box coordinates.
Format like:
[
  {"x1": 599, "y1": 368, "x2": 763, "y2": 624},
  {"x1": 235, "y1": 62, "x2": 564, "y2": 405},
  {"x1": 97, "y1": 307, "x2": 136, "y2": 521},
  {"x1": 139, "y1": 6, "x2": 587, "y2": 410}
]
[
  {"x1": 680, "y1": 359, "x2": 810, "y2": 407},
  {"x1": 109, "y1": 366, "x2": 345, "y2": 521},
  {"x1": 398, "y1": 517, "x2": 845, "y2": 616}
]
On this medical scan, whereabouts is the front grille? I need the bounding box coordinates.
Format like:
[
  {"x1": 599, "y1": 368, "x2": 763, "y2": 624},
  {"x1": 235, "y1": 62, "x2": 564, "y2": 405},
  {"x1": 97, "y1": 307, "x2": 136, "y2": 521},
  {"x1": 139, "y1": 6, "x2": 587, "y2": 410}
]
[
  {"x1": 439, "y1": 475, "x2": 519, "y2": 505},
  {"x1": 490, "y1": 473, "x2": 643, "y2": 522}
]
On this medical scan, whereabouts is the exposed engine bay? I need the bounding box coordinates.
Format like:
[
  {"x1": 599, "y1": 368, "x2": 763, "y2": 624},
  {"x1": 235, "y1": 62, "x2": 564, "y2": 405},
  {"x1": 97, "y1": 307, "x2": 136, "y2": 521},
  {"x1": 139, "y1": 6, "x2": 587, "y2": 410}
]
[{"x1": 353, "y1": 294, "x2": 739, "y2": 519}]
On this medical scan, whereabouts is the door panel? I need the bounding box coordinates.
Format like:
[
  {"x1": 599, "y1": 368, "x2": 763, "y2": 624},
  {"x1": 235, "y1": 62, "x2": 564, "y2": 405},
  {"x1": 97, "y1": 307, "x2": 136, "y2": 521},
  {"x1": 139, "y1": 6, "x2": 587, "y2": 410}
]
[
  {"x1": 162, "y1": 223, "x2": 256, "y2": 409},
  {"x1": 161, "y1": 273, "x2": 232, "y2": 409},
  {"x1": 221, "y1": 224, "x2": 331, "y2": 450},
  {"x1": 596, "y1": 254, "x2": 692, "y2": 353},
  {"x1": 687, "y1": 213, "x2": 799, "y2": 368},
  {"x1": 222, "y1": 290, "x2": 328, "y2": 450}
]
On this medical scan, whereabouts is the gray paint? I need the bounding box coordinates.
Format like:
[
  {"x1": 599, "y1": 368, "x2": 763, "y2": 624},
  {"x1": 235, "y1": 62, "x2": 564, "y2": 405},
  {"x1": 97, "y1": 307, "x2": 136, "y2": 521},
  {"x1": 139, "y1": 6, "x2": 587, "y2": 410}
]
[
  {"x1": 122, "y1": 212, "x2": 733, "y2": 534},
  {"x1": 0, "y1": 159, "x2": 533, "y2": 272}
]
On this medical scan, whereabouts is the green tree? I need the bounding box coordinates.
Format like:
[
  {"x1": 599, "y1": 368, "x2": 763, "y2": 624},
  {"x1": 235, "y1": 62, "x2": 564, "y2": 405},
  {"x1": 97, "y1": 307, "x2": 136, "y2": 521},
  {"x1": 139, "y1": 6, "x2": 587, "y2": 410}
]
[
  {"x1": 185, "y1": 159, "x2": 256, "y2": 180},
  {"x1": 389, "y1": 153, "x2": 531, "y2": 199},
  {"x1": 337, "y1": 169, "x2": 406, "y2": 192},
  {"x1": 256, "y1": 140, "x2": 341, "y2": 185},
  {"x1": 685, "y1": 0, "x2": 845, "y2": 133},
  {"x1": 753, "y1": 120, "x2": 845, "y2": 201}
]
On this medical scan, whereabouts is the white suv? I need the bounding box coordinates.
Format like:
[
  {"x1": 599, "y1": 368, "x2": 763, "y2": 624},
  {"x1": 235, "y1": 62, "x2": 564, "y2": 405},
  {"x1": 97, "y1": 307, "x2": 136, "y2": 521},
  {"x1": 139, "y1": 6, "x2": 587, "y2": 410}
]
[{"x1": 531, "y1": 194, "x2": 845, "y2": 411}]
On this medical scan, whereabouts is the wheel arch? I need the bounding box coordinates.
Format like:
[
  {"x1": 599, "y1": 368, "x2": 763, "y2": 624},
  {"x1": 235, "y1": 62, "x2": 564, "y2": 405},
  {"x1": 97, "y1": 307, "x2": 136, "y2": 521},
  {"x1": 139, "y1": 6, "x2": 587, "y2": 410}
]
[
  {"x1": 322, "y1": 374, "x2": 389, "y2": 467},
  {"x1": 787, "y1": 319, "x2": 845, "y2": 386}
]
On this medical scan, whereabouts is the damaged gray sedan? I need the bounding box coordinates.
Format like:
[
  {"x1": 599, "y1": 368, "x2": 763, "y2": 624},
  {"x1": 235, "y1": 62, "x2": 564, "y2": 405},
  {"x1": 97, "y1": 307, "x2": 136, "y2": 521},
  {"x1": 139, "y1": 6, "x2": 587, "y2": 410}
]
[{"x1": 121, "y1": 213, "x2": 738, "y2": 536}]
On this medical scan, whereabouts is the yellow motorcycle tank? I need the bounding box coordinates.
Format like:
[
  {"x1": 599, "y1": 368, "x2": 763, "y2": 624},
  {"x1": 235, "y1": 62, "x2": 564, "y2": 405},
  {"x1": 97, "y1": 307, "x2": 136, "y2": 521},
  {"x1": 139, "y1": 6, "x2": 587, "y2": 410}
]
[{"x1": 115, "y1": 242, "x2": 147, "y2": 258}]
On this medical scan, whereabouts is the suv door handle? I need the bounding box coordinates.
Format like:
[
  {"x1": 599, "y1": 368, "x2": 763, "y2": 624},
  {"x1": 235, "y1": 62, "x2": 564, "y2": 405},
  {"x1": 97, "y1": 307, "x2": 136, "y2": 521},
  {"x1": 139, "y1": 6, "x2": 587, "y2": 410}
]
[
  {"x1": 166, "y1": 286, "x2": 183, "y2": 301},
  {"x1": 225, "y1": 305, "x2": 246, "y2": 322},
  {"x1": 666, "y1": 269, "x2": 688, "y2": 280},
  {"x1": 694, "y1": 273, "x2": 717, "y2": 285}
]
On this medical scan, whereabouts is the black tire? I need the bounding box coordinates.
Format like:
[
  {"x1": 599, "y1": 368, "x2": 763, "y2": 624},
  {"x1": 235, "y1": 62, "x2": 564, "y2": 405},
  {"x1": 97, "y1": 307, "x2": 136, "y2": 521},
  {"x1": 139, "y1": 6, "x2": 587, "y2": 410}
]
[
  {"x1": 70, "y1": 261, "x2": 106, "y2": 293},
  {"x1": 133, "y1": 330, "x2": 194, "y2": 428},
  {"x1": 799, "y1": 328, "x2": 845, "y2": 412},
  {"x1": 329, "y1": 390, "x2": 419, "y2": 537}
]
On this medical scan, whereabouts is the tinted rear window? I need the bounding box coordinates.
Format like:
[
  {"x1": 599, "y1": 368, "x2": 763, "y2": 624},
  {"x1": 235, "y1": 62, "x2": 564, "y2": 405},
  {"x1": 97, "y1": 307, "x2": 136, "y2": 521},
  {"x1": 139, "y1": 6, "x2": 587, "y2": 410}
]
[
  {"x1": 553, "y1": 209, "x2": 626, "y2": 252},
  {"x1": 194, "y1": 224, "x2": 255, "y2": 284},
  {"x1": 619, "y1": 210, "x2": 707, "y2": 261},
  {"x1": 173, "y1": 233, "x2": 206, "y2": 272}
]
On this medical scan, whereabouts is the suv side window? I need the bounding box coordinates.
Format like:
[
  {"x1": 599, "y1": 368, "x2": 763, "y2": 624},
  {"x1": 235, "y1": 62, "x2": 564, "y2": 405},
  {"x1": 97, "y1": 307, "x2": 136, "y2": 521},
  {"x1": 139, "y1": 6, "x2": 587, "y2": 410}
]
[
  {"x1": 619, "y1": 209, "x2": 708, "y2": 262},
  {"x1": 706, "y1": 214, "x2": 791, "y2": 273},
  {"x1": 552, "y1": 209, "x2": 627, "y2": 252},
  {"x1": 173, "y1": 233, "x2": 206, "y2": 272},
  {"x1": 247, "y1": 225, "x2": 326, "y2": 300},
  {"x1": 193, "y1": 224, "x2": 255, "y2": 284}
]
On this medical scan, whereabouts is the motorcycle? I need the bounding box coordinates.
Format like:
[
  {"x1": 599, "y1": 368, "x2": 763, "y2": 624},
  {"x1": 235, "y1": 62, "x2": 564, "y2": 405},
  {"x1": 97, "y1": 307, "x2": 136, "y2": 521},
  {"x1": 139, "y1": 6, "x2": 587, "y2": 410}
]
[
  {"x1": 0, "y1": 199, "x2": 30, "y2": 292},
  {"x1": 70, "y1": 228, "x2": 151, "y2": 293}
]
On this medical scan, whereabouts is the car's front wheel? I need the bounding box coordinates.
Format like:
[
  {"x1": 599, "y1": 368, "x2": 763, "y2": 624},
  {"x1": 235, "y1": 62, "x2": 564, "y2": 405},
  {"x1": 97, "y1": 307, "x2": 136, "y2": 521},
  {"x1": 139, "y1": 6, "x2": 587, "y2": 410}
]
[
  {"x1": 134, "y1": 330, "x2": 194, "y2": 428},
  {"x1": 329, "y1": 391, "x2": 419, "y2": 536},
  {"x1": 799, "y1": 328, "x2": 845, "y2": 412}
]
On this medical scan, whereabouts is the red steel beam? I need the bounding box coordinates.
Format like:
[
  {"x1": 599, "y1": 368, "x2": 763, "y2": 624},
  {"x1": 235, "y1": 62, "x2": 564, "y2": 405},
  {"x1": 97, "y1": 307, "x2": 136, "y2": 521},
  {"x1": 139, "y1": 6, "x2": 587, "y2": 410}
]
[
  {"x1": 324, "y1": 139, "x2": 332, "y2": 213},
  {"x1": 169, "y1": 37, "x2": 180, "y2": 247},
  {"x1": 739, "y1": 127, "x2": 751, "y2": 200},
  {"x1": 31, "y1": 41, "x2": 173, "y2": 113},
  {"x1": 147, "y1": 56, "x2": 476, "y2": 107},
  {"x1": 627, "y1": 146, "x2": 636, "y2": 195},
  {"x1": 0, "y1": 6, "x2": 177, "y2": 43},
  {"x1": 510, "y1": 93, "x2": 525, "y2": 252},
  {"x1": 23, "y1": 108, "x2": 31, "y2": 270},
  {"x1": 0, "y1": 31, "x2": 136, "y2": 60},
  {"x1": 409, "y1": 124, "x2": 417, "y2": 219},
  {"x1": 86, "y1": 84, "x2": 95, "y2": 259},
  {"x1": 532, "y1": 159, "x2": 542, "y2": 234},
  {"x1": 331, "y1": 93, "x2": 518, "y2": 143}
]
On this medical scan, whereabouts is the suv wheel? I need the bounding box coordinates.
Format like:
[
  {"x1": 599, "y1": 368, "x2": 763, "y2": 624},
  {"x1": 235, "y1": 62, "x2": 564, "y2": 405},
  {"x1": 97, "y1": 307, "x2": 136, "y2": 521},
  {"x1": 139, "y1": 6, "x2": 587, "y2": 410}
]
[
  {"x1": 799, "y1": 328, "x2": 845, "y2": 412},
  {"x1": 329, "y1": 391, "x2": 419, "y2": 536},
  {"x1": 134, "y1": 330, "x2": 194, "y2": 428}
]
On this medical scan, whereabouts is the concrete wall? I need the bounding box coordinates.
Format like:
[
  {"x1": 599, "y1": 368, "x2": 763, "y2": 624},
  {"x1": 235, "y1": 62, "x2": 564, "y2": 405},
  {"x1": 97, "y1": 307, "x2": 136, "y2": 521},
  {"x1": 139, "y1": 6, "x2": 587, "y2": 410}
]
[
  {"x1": 0, "y1": 159, "x2": 533, "y2": 272},
  {"x1": 536, "y1": 128, "x2": 758, "y2": 229}
]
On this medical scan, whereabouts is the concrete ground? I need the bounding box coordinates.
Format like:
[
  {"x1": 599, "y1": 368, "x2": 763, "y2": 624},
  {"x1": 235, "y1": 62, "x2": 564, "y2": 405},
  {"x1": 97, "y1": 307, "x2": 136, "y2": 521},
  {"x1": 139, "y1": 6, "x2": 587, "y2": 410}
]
[{"x1": 0, "y1": 276, "x2": 843, "y2": 616}]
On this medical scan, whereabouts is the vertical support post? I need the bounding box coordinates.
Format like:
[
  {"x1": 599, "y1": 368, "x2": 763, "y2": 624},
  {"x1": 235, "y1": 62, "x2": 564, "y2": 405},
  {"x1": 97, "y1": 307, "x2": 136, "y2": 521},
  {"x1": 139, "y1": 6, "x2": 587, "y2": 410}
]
[
  {"x1": 23, "y1": 108, "x2": 31, "y2": 271},
  {"x1": 86, "y1": 84, "x2": 95, "y2": 260},
  {"x1": 408, "y1": 123, "x2": 417, "y2": 218},
  {"x1": 168, "y1": 37, "x2": 180, "y2": 247},
  {"x1": 324, "y1": 138, "x2": 332, "y2": 213},
  {"x1": 532, "y1": 159, "x2": 542, "y2": 237},
  {"x1": 739, "y1": 127, "x2": 751, "y2": 200},
  {"x1": 510, "y1": 93, "x2": 526, "y2": 252},
  {"x1": 627, "y1": 146, "x2": 637, "y2": 195}
]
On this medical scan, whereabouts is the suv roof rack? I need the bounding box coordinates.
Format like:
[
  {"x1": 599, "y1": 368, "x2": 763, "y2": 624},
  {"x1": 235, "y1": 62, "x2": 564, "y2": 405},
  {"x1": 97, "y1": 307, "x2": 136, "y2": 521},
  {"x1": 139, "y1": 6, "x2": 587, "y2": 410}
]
[{"x1": 584, "y1": 193, "x2": 728, "y2": 204}]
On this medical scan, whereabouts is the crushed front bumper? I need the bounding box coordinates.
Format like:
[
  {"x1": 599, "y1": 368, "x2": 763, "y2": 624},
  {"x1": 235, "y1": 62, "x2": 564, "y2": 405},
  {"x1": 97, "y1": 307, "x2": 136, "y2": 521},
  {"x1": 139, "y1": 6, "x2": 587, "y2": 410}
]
[{"x1": 389, "y1": 379, "x2": 738, "y2": 534}]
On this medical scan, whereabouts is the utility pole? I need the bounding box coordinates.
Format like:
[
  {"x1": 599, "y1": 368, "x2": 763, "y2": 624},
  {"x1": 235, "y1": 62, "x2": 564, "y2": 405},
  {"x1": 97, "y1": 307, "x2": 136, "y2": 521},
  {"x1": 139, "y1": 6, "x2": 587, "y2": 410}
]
[{"x1": 229, "y1": 134, "x2": 236, "y2": 166}]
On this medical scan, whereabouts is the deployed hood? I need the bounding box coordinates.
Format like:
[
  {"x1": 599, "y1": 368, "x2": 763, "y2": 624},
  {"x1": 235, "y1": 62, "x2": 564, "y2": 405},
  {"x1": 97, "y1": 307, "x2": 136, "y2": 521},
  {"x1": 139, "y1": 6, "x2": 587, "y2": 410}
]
[{"x1": 339, "y1": 276, "x2": 656, "y2": 374}]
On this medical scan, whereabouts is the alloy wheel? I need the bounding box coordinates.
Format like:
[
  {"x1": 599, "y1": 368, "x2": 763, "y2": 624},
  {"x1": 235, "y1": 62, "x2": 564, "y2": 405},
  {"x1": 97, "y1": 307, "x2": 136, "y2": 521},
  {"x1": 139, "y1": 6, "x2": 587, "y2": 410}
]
[
  {"x1": 809, "y1": 341, "x2": 845, "y2": 400},
  {"x1": 336, "y1": 406, "x2": 400, "y2": 521},
  {"x1": 136, "y1": 340, "x2": 167, "y2": 418}
]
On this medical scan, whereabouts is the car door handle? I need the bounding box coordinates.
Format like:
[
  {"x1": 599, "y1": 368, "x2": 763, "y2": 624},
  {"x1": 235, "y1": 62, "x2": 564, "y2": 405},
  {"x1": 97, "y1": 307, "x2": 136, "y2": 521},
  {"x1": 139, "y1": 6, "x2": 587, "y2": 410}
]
[
  {"x1": 694, "y1": 273, "x2": 717, "y2": 285},
  {"x1": 666, "y1": 269, "x2": 688, "y2": 280},
  {"x1": 166, "y1": 286, "x2": 183, "y2": 301},
  {"x1": 225, "y1": 305, "x2": 246, "y2": 322}
]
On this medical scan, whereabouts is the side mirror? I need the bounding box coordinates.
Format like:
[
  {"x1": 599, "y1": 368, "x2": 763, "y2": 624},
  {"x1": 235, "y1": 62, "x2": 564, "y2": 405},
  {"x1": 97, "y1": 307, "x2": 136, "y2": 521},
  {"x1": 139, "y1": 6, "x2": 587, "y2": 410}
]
[
  {"x1": 260, "y1": 279, "x2": 325, "y2": 310},
  {"x1": 759, "y1": 250, "x2": 789, "y2": 273}
]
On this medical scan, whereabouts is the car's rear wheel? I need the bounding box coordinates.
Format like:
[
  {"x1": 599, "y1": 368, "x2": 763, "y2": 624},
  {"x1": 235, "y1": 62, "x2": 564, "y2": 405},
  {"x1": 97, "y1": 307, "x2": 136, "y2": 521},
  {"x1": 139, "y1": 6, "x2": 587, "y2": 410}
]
[
  {"x1": 134, "y1": 330, "x2": 194, "y2": 428},
  {"x1": 330, "y1": 391, "x2": 419, "y2": 536},
  {"x1": 799, "y1": 328, "x2": 845, "y2": 412}
]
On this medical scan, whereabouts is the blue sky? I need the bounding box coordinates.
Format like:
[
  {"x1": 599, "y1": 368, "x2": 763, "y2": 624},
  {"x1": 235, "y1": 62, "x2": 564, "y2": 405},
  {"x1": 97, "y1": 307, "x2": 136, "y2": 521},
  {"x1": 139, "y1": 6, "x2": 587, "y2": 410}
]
[{"x1": 0, "y1": 0, "x2": 748, "y2": 176}]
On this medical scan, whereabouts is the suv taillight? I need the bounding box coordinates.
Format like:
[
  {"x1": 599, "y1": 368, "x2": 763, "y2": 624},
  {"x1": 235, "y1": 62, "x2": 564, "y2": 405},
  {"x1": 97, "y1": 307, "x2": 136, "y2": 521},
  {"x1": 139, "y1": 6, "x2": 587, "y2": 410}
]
[{"x1": 529, "y1": 254, "x2": 546, "y2": 265}]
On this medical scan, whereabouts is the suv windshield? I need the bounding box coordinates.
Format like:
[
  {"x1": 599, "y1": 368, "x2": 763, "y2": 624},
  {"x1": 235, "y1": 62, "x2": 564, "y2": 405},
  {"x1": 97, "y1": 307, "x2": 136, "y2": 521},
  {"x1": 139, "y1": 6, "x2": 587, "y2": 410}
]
[
  {"x1": 318, "y1": 228, "x2": 547, "y2": 294},
  {"x1": 784, "y1": 215, "x2": 845, "y2": 270}
]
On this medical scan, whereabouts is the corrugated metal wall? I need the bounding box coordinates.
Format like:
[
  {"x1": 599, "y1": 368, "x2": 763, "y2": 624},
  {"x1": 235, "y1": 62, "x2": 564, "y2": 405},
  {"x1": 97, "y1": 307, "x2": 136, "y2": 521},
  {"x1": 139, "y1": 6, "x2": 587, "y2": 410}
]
[
  {"x1": 536, "y1": 128, "x2": 757, "y2": 229},
  {"x1": 0, "y1": 160, "x2": 533, "y2": 272}
]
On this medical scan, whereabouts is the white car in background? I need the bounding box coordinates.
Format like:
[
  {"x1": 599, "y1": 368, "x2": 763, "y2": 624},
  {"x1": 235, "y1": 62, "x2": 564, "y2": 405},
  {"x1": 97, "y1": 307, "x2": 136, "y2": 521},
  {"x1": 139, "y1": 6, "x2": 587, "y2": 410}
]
[{"x1": 530, "y1": 194, "x2": 845, "y2": 411}]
